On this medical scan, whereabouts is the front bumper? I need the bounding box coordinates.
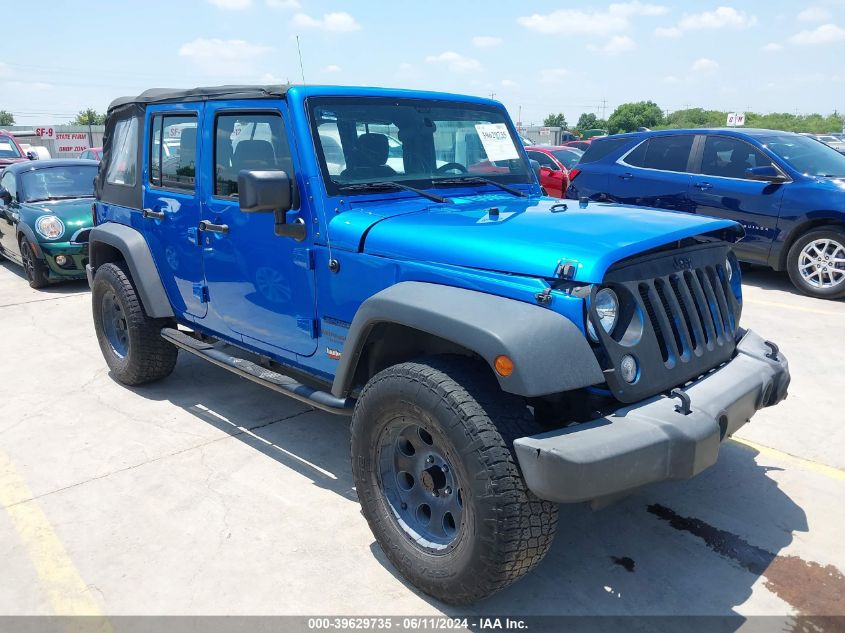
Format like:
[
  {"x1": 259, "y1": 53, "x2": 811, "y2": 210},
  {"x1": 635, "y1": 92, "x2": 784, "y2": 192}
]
[
  {"x1": 514, "y1": 329, "x2": 789, "y2": 504},
  {"x1": 40, "y1": 242, "x2": 88, "y2": 280}
]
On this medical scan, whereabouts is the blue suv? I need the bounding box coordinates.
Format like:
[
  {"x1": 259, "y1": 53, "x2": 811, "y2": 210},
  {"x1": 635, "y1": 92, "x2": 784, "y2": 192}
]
[
  {"x1": 568, "y1": 129, "x2": 845, "y2": 299},
  {"x1": 87, "y1": 85, "x2": 789, "y2": 603}
]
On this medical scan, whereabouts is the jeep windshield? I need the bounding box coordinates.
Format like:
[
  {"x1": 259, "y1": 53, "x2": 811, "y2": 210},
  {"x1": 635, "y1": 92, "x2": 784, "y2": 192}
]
[{"x1": 308, "y1": 97, "x2": 532, "y2": 197}]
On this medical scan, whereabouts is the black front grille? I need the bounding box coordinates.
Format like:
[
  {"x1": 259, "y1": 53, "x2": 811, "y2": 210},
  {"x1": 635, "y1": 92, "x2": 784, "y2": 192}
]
[
  {"x1": 590, "y1": 242, "x2": 741, "y2": 403},
  {"x1": 639, "y1": 264, "x2": 737, "y2": 366}
]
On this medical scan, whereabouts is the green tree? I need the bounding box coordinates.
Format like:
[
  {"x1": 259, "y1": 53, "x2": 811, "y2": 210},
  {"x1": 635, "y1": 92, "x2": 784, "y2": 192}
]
[
  {"x1": 606, "y1": 101, "x2": 664, "y2": 134},
  {"x1": 71, "y1": 109, "x2": 106, "y2": 126},
  {"x1": 543, "y1": 112, "x2": 567, "y2": 128},
  {"x1": 575, "y1": 112, "x2": 607, "y2": 132},
  {"x1": 0, "y1": 110, "x2": 14, "y2": 126}
]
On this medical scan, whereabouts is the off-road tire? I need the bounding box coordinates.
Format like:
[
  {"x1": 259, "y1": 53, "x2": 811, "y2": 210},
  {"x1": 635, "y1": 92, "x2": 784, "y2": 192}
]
[
  {"x1": 92, "y1": 262, "x2": 178, "y2": 385},
  {"x1": 351, "y1": 355, "x2": 558, "y2": 605},
  {"x1": 20, "y1": 236, "x2": 49, "y2": 289},
  {"x1": 786, "y1": 227, "x2": 845, "y2": 300}
]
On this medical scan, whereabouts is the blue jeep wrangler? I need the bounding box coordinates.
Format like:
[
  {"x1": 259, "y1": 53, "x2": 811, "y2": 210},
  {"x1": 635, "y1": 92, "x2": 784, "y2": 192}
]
[{"x1": 87, "y1": 85, "x2": 790, "y2": 604}]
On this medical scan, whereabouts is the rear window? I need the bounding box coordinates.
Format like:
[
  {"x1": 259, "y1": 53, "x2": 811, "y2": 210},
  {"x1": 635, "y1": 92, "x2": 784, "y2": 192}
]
[{"x1": 578, "y1": 137, "x2": 630, "y2": 164}]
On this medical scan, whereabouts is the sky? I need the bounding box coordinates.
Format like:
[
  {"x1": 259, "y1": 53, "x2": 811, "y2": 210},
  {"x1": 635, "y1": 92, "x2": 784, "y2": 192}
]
[{"x1": 2, "y1": 0, "x2": 844, "y2": 127}]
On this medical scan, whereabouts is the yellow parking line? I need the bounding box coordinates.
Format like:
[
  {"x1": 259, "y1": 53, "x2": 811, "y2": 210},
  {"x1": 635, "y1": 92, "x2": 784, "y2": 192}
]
[
  {"x1": 730, "y1": 437, "x2": 845, "y2": 481},
  {"x1": 0, "y1": 450, "x2": 112, "y2": 626},
  {"x1": 744, "y1": 297, "x2": 843, "y2": 317}
]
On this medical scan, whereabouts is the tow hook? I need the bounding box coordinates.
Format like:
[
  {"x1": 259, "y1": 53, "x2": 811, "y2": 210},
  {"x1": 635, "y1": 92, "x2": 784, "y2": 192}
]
[
  {"x1": 535, "y1": 288, "x2": 553, "y2": 306},
  {"x1": 671, "y1": 388, "x2": 692, "y2": 415},
  {"x1": 764, "y1": 340, "x2": 780, "y2": 361}
]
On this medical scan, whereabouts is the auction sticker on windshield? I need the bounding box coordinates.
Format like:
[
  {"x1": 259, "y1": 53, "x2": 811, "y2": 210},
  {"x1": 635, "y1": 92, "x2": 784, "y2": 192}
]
[{"x1": 475, "y1": 123, "x2": 519, "y2": 161}]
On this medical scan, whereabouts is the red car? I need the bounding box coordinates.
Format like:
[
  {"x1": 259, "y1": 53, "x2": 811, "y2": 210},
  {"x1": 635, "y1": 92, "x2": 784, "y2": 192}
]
[
  {"x1": 0, "y1": 131, "x2": 31, "y2": 170},
  {"x1": 79, "y1": 147, "x2": 103, "y2": 161},
  {"x1": 524, "y1": 145, "x2": 584, "y2": 198},
  {"x1": 562, "y1": 140, "x2": 592, "y2": 152}
]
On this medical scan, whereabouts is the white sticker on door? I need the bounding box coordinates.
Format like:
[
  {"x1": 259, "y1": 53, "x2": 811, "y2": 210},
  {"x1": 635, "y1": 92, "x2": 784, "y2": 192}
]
[{"x1": 475, "y1": 123, "x2": 519, "y2": 162}]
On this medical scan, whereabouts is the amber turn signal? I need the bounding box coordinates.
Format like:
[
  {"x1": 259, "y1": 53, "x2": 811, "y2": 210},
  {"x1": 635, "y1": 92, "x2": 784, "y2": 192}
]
[{"x1": 494, "y1": 355, "x2": 514, "y2": 377}]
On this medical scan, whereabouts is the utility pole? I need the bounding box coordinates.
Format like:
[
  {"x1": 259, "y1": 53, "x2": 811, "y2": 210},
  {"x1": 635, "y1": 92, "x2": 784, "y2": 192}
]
[
  {"x1": 600, "y1": 98, "x2": 608, "y2": 120},
  {"x1": 489, "y1": 92, "x2": 496, "y2": 100}
]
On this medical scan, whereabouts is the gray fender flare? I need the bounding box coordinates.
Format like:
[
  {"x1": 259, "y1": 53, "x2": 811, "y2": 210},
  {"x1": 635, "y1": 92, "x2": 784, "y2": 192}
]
[
  {"x1": 331, "y1": 281, "x2": 604, "y2": 398},
  {"x1": 88, "y1": 223, "x2": 174, "y2": 318}
]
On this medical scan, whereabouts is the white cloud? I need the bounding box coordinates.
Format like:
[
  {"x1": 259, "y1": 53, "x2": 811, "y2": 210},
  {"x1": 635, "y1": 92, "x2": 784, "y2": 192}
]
[
  {"x1": 518, "y1": 1, "x2": 667, "y2": 36},
  {"x1": 761, "y1": 42, "x2": 784, "y2": 52},
  {"x1": 663, "y1": 75, "x2": 679, "y2": 83},
  {"x1": 691, "y1": 57, "x2": 719, "y2": 73},
  {"x1": 207, "y1": 0, "x2": 252, "y2": 9},
  {"x1": 398, "y1": 63, "x2": 413, "y2": 71},
  {"x1": 424, "y1": 51, "x2": 482, "y2": 72},
  {"x1": 0, "y1": 62, "x2": 12, "y2": 78},
  {"x1": 500, "y1": 79, "x2": 519, "y2": 89},
  {"x1": 539, "y1": 67, "x2": 571, "y2": 83},
  {"x1": 798, "y1": 6, "x2": 831, "y2": 22},
  {"x1": 590, "y1": 35, "x2": 637, "y2": 55},
  {"x1": 322, "y1": 64, "x2": 342, "y2": 73},
  {"x1": 790, "y1": 23, "x2": 845, "y2": 45},
  {"x1": 472, "y1": 36, "x2": 503, "y2": 48},
  {"x1": 678, "y1": 7, "x2": 757, "y2": 30},
  {"x1": 261, "y1": 73, "x2": 286, "y2": 83},
  {"x1": 292, "y1": 12, "x2": 361, "y2": 32},
  {"x1": 6, "y1": 80, "x2": 53, "y2": 91},
  {"x1": 178, "y1": 38, "x2": 272, "y2": 75},
  {"x1": 655, "y1": 26, "x2": 682, "y2": 37},
  {"x1": 266, "y1": 0, "x2": 299, "y2": 7}
]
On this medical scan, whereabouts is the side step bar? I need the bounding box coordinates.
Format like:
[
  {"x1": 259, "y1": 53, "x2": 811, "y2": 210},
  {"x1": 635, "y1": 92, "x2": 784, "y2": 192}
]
[{"x1": 161, "y1": 328, "x2": 354, "y2": 416}]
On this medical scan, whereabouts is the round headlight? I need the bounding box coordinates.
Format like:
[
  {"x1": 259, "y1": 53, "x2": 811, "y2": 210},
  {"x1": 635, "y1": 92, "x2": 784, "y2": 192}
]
[
  {"x1": 587, "y1": 288, "x2": 619, "y2": 341},
  {"x1": 35, "y1": 215, "x2": 64, "y2": 240},
  {"x1": 725, "y1": 258, "x2": 733, "y2": 281}
]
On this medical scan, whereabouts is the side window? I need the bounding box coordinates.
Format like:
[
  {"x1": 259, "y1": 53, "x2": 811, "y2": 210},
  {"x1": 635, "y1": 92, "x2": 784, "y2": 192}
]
[
  {"x1": 214, "y1": 112, "x2": 293, "y2": 197},
  {"x1": 105, "y1": 117, "x2": 138, "y2": 186},
  {"x1": 699, "y1": 136, "x2": 774, "y2": 179},
  {"x1": 0, "y1": 172, "x2": 16, "y2": 203},
  {"x1": 149, "y1": 113, "x2": 197, "y2": 191},
  {"x1": 623, "y1": 140, "x2": 648, "y2": 167},
  {"x1": 527, "y1": 150, "x2": 554, "y2": 168},
  {"x1": 640, "y1": 135, "x2": 695, "y2": 172}
]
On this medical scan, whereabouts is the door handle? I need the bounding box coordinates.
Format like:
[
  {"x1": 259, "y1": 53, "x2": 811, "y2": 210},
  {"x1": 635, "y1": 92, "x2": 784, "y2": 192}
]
[
  {"x1": 694, "y1": 182, "x2": 713, "y2": 190},
  {"x1": 619, "y1": 172, "x2": 633, "y2": 180},
  {"x1": 142, "y1": 208, "x2": 165, "y2": 220},
  {"x1": 199, "y1": 220, "x2": 229, "y2": 235}
]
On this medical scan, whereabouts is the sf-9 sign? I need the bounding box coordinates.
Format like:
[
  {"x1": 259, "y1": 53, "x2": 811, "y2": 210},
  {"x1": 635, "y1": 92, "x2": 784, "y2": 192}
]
[{"x1": 35, "y1": 127, "x2": 55, "y2": 139}]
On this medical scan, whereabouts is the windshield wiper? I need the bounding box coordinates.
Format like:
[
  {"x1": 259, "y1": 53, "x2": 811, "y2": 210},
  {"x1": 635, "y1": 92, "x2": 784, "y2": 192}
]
[
  {"x1": 336, "y1": 181, "x2": 449, "y2": 204},
  {"x1": 434, "y1": 176, "x2": 526, "y2": 198}
]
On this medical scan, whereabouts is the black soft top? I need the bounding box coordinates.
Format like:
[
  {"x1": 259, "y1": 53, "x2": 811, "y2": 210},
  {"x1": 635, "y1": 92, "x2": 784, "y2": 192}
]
[{"x1": 107, "y1": 84, "x2": 292, "y2": 112}]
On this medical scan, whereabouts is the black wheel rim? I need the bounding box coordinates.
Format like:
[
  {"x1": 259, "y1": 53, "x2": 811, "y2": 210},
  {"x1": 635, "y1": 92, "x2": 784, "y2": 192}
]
[
  {"x1": 101, "y1": 290, "x2": 129, "y2": 358},
  {"x1": 21, "y1": 241, "x2": 36, "y2": 281},
  {"x1": 377, "y1": 420, "x2": 464, "y2": 552}
]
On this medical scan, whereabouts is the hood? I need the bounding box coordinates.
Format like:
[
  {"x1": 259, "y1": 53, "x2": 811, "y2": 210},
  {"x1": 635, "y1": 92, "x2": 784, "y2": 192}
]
[
  {"x1": 337, "y1": 196, "x2": 740, "y2": 283},
  {"x1": 22, "y1": 197, "x2": 94, "y2": 239}
]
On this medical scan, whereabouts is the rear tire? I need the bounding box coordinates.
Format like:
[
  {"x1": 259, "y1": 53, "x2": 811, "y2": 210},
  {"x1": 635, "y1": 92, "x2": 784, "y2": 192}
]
[
  {"x1": 92, "y1": 262, "x2": 178, "y2": 385},
  {"x1": 351, "y1": 355, "x2": 558, "y2": 604},
  {"x1": 786, "y1": 227, "x2": 845, "y2": 299},
  {"x1": 20, "y1": 236, "x2": 49, "y2": 289}
]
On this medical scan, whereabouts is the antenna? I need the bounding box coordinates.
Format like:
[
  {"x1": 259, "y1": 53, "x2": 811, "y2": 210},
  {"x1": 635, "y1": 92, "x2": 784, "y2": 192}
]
[{"x1": 296, "y1": 35, "x2": 306, "y2": 85}]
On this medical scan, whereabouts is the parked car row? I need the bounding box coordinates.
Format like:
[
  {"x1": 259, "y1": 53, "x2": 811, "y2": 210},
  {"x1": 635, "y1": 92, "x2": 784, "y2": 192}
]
[{"x1": 567, "y1": 128, "x2": 845, "y2": 299}]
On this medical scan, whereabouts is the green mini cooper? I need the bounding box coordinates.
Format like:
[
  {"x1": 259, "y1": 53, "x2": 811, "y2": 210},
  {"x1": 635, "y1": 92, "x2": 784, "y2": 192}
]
[{"x1": 0, "y1": 159, "x2": 98, "y2": 288}]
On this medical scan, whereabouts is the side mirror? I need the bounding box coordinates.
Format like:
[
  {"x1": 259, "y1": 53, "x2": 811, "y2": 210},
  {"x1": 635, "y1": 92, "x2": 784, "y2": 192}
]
[
  {"x1": 745, "y1": 165, "x2": 787, "y2": 183},
  {"x1": 529, "y1": 159, "x2": 541, "y2": 179},
  {"x1": 237, "y1": 169, "x2": 305, "y2": 241},
  {"x1": 0, "y1": 187, "x2": 11, "y2": 206},
  {"x1": 26, "y1": 151, "x2": 38, "y2": 161}
]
